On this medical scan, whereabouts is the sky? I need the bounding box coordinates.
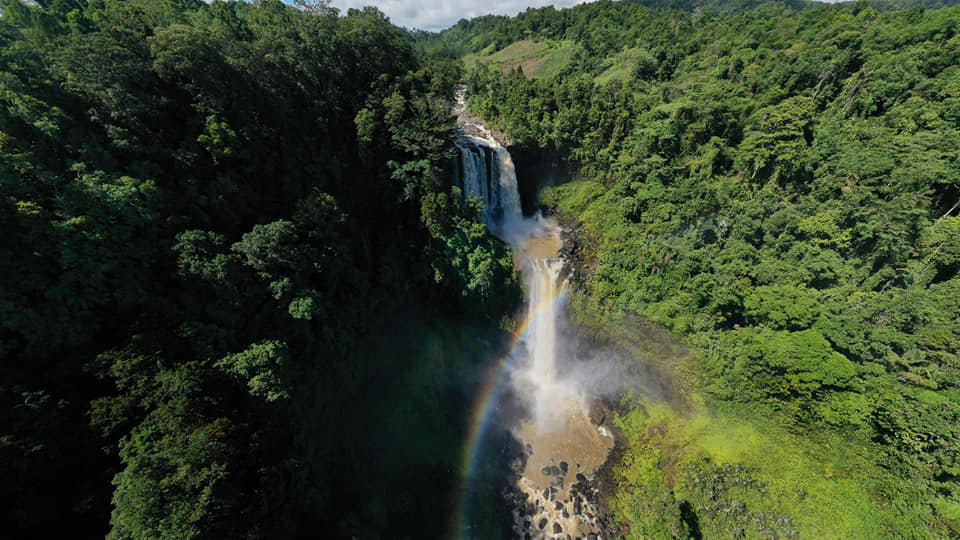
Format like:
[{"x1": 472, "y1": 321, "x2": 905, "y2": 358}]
[{"x1": 324, "y1": 0, "x2": 594, "y2": 31}]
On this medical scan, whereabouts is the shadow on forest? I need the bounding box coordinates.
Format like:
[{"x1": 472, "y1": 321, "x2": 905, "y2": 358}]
[{"x1": 299, "y1": 306, "x2": 517, "y2": 538}]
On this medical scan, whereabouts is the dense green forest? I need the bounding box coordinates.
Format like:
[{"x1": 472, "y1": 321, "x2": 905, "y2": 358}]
[
  {"x1": 433, "y1": 0, "x2": 960, "y2": 537},
  {"x1": 0, "y1": 0, "x2": 519, "y2": 537},
  {"x1": 5, "y1": 0, "x2": 960, "y2": 538}
]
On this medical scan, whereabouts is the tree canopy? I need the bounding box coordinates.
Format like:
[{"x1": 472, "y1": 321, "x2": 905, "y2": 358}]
[{"x1": 0, "y1": 0, "x2": 517, "y2": 537}]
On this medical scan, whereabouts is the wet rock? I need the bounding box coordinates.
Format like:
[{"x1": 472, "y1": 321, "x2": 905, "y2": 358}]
[
  {"x1": 559, "y1": 461, "x2": 569, "y2": 475},
  {"x1": 589, "y1": 401, "x2": 607, "y2": 426},
  {"x1": 554, "y1": 523, "x2": 563, "y2": 534},
  {"x1": 563, "y1": 510, "x2": 570, "y2": 519},
  {"x1": 555, "y1": 501, "x2": 564, "y2": 511},
  {"x1": 539, "y1": 518, "x2": 548, "y2": 530},
  {"x1": 587, "y1": 534, "x2": 597, "y2": 540},
  {"x1": 573, "y1": 497, "x2": 582, "y2": 515},
  {"x1": 542, "y1": 466, "x2": 552, "y2": 476},
  {"x1": 523, "y1": 520, "x2": 531, "y2": 529},
  {"x1": 542, "y1": 488, "x2": 550, "y2": 499},
  {"x1": 576, "y1": 473, "x2": 587, "y2": 483},
  {"x1": 526, "y1": 443, "x2": 534, "y2": 456}
]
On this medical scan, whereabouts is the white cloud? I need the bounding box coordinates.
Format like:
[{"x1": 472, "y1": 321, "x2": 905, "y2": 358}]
[{"x1": 327, "y1": 0, "x2": 593, "y2": 31}]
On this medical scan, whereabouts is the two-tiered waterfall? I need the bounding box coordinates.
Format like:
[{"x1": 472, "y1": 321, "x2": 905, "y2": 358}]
[{"x1": 455, "y1": 87, "x2": 613, "y2": 539}]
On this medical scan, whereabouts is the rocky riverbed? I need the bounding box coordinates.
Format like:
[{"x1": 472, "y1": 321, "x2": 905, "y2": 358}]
[
  {"x1": 505, "y1": 398, "x2": 626, "y2": 540},
  {"x1": 455, "y1": 85, "x2": 511, "y2": 146}
]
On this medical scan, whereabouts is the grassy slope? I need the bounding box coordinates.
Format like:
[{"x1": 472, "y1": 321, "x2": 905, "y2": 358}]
[
  {"x1": 462, "y1": 39, "x2": 575, "y2": 79},
  {"x1": 614, "y1": 398, "x2": 924, "y2": 538}
]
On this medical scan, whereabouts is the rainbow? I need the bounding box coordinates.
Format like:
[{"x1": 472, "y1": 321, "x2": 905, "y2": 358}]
[{"x1": 450, "y1": 287, "x2": 569, "y2": 539}]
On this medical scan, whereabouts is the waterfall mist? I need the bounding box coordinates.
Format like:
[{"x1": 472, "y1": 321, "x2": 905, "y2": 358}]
[{"x1": 456, "y1": 124, "x2": 630, "y2": 433}]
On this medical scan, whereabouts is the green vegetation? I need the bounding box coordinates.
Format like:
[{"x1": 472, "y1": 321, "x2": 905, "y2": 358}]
[
  {"x1": 0, "y1": 0, "x2": 517, "y2": 537},
  {"x1": 6, "y1": 0, "x2": 960, "y2": 537},
  {"x1": 612, "y1": 398, "x2": 924, "y2": 538},
  {"x1": 429, "y1": 0, "x2": 960, "y2": 536},
  {"x1": 460, "y1": 39, "x2": 576, "y2": 80}
]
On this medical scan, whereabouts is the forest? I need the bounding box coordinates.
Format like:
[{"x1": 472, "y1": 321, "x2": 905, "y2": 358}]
[
  {"x1": 2, "y1": 0, "x2": 959, "y2": 538},
  {"x1": 0, "y1": 0, "x2": 517, "y2": 537}
]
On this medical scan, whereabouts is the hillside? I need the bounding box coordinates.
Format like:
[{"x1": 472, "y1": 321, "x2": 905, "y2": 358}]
[{"x1": 434, "y1": 0, "x2": 960, "y2": 536}]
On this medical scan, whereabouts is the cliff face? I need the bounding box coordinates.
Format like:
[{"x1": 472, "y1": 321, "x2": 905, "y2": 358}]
[{"x1": 510, "y1": 145, "x2": 574, "y2": 217}]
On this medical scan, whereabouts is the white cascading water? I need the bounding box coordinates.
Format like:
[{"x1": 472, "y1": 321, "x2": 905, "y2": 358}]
[
  {"x1": 456, "y1": 135, "x2": 523, "y2": 230},
  {"x1": 456, "y1": 87, "x2": 612, "y2": 538},
  {"x1": 453, "y1": 86, "x2": 582, "y2": 426},
  {"x1": 525, "y1": 256, "x2": 568, "y2": 428},
  {"x1": 455, "y1": 89, "x2": 563, "y2": 418}
]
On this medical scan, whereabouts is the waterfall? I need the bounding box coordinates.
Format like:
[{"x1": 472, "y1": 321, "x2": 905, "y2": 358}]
[
  {"x1": 454, "y1": 102, "x2": 564, "y2": 417},
  {"x1": 526, "y1": 256, "x2": 567, "y2": 429},
  {"x1": 455, "y1": 87, "x2": 612, "y2": 539},
  {"x1": 492, "y1": 146, "x2": 523, "y2": 226},
  {"x1": 456, "y1": 136, "x2": 523, "y2": 229},
  {"x1": 454, "y1": 86, "x2": 567, "y2": 425}
]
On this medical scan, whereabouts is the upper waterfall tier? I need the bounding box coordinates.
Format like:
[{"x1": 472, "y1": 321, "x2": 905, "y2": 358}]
[{"x1": 454, "y1": 87, "x2": 523, "y2": 231}]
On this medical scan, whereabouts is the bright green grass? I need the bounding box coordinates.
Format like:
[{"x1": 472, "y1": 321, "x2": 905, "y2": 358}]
[
  {"x1": 462, "y1": 40, "x2": 575, "y2": 79},
  {"x1": 595, "y1": 47, "x2": 655, "y2": 85},
  {"x1": 486, "y1": 39, "x2": 549, "y2": 62},
  {"x1": 541, "y1": 179, "x2": 605, "y2": 214},
  {"x1": 531, "y1": 41, "x2": 575, "y2": 79},
  {"x1": 612, "y1": 395, "x2": 930, "y2": 539}
]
